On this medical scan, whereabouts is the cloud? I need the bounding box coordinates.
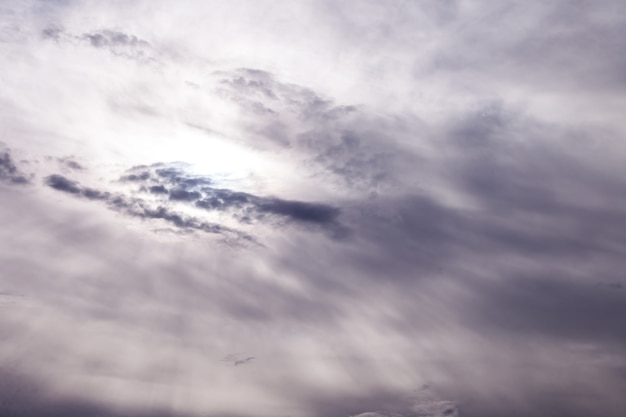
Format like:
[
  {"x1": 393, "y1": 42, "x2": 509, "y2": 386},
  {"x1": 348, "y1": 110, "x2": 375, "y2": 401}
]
[
  {"x1": 43, "y1": 173, "x2": 249, "y2": 241},
  {"x1": 43, "y1": 162, "x2": 347, "y2": 242},
  {"x1": 81, "y1": 29, "x2": 150, "y2": 50},
  {"x1": 0, "y1": 147, "x2": 31, "y2": 185},
  {"x1": 212, "y1": 68, "x2": 419, "y2": 193},
  {"x1": 2, "y1": 1, "x2": 626, "y2": 416},
  {"x1": 41, "y1": 25, "x2": 154, "y2": 62},
  {"x1": 119, "y1": 163, "x2": 348, "y2": 236},
  {"x1": 168, "y1": 189, "x2": 201, "y2": 202},
  {"x1": 45, "y1": 174, "x2": 109, "y2": 199},
  {"x1": 256, "y1": 198, "x2": 339, "y2": 224},
  {"x1": 55, "y1": 156, "x2": 84, "y2": 171},
  {"x1": 0, "y1": 367, "x2": 202, "y2": 417}
]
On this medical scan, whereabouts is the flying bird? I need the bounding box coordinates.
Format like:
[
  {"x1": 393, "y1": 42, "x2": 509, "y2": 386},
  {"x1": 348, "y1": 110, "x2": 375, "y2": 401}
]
[
  {"x1": 234, "y1": 357, "x2": 255, "y2": 366},
  {"x1": 220, "y1": 353, "x2": 256, "y2": 367}
]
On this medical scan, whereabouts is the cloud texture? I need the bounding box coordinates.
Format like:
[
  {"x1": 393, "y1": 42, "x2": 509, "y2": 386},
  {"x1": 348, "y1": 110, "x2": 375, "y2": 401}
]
[{"x1": 1, "y1": 1, "x2": 626, "y2": 416}]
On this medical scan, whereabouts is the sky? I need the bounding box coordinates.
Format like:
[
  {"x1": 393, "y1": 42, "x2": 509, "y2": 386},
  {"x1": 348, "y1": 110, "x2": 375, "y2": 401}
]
[{"x1": 1, "y1": 1, "x2": 626, "y2": 416}]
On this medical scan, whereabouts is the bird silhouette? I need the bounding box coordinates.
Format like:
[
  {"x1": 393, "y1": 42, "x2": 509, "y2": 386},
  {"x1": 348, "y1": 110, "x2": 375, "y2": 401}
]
[
  {"x1": 220, "y1": 353, "x2": 255, "y2": 367},
  {"x1": 234, "y1": 357, "x2": 255, "y2": 366}
]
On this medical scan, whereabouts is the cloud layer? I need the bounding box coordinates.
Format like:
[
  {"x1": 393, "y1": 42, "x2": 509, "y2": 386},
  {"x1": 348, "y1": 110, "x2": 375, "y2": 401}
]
[{"x1": 1, "y1": 1, "x2": 626, "y2": 417}]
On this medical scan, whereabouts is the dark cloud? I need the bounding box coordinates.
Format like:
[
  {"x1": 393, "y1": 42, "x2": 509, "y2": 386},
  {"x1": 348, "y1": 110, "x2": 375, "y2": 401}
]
[
  {"x1": 119, "y1": 163, "x2": 347, "y2": 235},
  {"x1": 44, "y1": 174, "x2": 81, "y2": 194},
  {"x1": 44, "y1": 161, "x2": 347, "y2": 242},
  {"x1": 465, "y1": 276, "x2": 626, "y2": 346},
  {"x1": 168, "y1": 189, "x2": 201, "y2": 202},
  {"x1": 45, "y1": 174, "x2": 109, "y2": 200},
  {"x1": 0, "y1": 148, "x2": 30, "y2": 185},
  {"x1": 195, "y1": 189, "x2": 251, "y2": 211},
  {"x1": 0, "y1": 368, "x2": 199, "y2": 417},
  {"x1": 152, "y1": 166, "x2": 213, "y2": 188},
  {"x1": 148, "y1": 184, "x2": 168, "y2": 194},
  {"x1": 43, "y1": 174, "x2": 247, "y2": 240},
  {"x1": 195, "y1": 187, "x2": 343, "y2": 227},
  {"x1": 121, "y1": 172, "x2": 151, "y2": 182},
  {"x1": 257, "y1": 198, "x2": 340, "y2": 224},
  {"x1": 132, "y1": 205, "x2": 224, "y2": 234}
]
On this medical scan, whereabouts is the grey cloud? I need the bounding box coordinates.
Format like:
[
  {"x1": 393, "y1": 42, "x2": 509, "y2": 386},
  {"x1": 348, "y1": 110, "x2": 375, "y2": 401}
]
[
  {"x1": 153, "y1": 166, "x2": 213, "y2": 188},
  {"x1": 44, "y1": 174, "x2": 81, "y2": 194},
  {"x1": 257, "y1": 198, "x2": 340, "y2": 224},
  {"x1": 223, "y1": 70, "x2": 278, "y2": 100},
  {"x1": 289, "y1": 383, "x2": 460, "y2": 417},
  {"x1": 0, "y1": 368, "x2": 199, "y2": 417},
  {"x1": 22, "y1": 74, "x2": 626, "y2": 417},
  {"x1": 81, "y1": 30, "x2": 150, "y2": 49},
  {"x1": 121, "y1": 172, "x2": 151, "y2": 182},
  {"x1": 41, "y1": 25, "x2": 63, "y2": 41},
  {"x1": 221, "y1": 68, "x2": 357, "y2": 125},
  {"x1": 48, "y1": 156, "x2": 85, "y2": 171},
  {"x1": 82, "y1": 29, "x2": 152, "y2": 61},
  {"x1": 136, "y1": 205, "x2": 221, "y2": 233},
  {"x1": 295, "y1": 390, "x2": 410, "y2": 417},
  {"x1": 168, "y1": 189, "x2": 201, "y2": 202},
  {"x1": 108, "y1": 197, "x2": 248, "y2": 240},
  {"x1": 427, "y1": 0, "x2": 626, "y2": 94},
  {"x1": 148, "y1": 184, "x2": 168, "y2": 194},
  {"x1": 195, "y1": 188, "x2": 343, "y2": 227},
  {"x1": 5, "y1": 2, "x2": 626, "y2": 415},
  {"x1": 43, "y1": 174, "x2": 246, "y2": 240},
  {"x1": 217, "y1": 68, "x2": 412, "y2": 191},
  {"x1": 45, "y1": 174, "x2": 109, "y2": 200},
  {"x1": 45, "y1": 163, "x2": 347, "y2": 241},
  {"x1": 41, "y1": 26, "x2": 154, "y2": 62},
  {"x1": 195, "y1": 188, "x2": 347, "y2": 237},
  {"x1": 122, "y1": 163, "x2": 347, "y2": 236},
  {"x1": 465, "y1": 276, "x2": 626, "y2": 346},
  {"x1": 299, "y1": 128, "x2": 399, "y2": 190},
  {"x1": 0, "y1": 148, "x2": 30, "y2": 185},
  {"x1": 61, "y1": 160, "x2": 83, "y2": 170},
  {"x1": 275, "y1": 105, "x2": 626, "y2": 349},
  {"x1": 195, "y1": 189, "x2": 251, "y2": 211}
]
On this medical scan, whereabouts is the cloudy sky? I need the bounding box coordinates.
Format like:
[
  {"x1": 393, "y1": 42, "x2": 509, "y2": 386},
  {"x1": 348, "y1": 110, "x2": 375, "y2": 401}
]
[{"x1": 1, "y1": 1, "x2": 626, "y2": 416}]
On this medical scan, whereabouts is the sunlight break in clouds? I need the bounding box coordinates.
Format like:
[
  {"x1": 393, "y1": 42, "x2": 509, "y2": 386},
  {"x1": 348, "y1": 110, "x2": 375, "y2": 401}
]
[{"x1": 2, "y1": 1, "x2": 626, "y2": 416}]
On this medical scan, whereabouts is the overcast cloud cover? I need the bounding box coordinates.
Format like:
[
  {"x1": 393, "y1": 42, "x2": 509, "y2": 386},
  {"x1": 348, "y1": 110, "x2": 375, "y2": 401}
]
[{"x1": 1, "y1": 0, "x2": 626, "y2": 416}]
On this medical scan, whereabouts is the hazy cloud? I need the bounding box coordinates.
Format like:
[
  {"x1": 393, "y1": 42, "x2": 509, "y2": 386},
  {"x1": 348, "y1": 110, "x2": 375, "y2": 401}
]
[{"x1": 3, "y1": 1, "x2": 626, "y2": 416}]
